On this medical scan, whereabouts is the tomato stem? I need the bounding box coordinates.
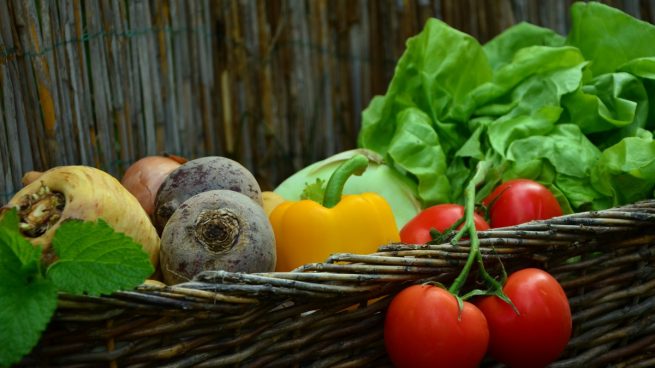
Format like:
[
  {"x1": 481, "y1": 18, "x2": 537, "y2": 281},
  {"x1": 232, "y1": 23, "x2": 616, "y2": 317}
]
[
  {"x1": 448, "y1": 160, "x2": 491, "y2": 296},
  {"x1": 448, "y1": 161, "x2": 508, "y2": 297},
  {"x1": 322, "y1": 154, "x2": 368, "y2": 208}
]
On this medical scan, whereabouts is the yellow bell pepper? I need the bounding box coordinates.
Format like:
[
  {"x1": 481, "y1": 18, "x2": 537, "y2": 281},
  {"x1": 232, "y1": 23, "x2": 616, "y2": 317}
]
[{"x1": 270, "y1": 154, "x2": 400, "y2": 272}]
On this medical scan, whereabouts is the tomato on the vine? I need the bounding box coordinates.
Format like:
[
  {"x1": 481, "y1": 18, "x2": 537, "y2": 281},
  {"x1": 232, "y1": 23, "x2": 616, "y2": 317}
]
[
  {"x1": 384, "y1": 284, "x2": 489, "y2": 368},
  {"x1": 476, "y1": 268, "x2": 572, "y2": 368},
  {"x1": 483, "y1": 179, "x2": 563, "y2": 228},
  {"x1": 400, "y1": 204, "x2": 490, "y2": 244}
]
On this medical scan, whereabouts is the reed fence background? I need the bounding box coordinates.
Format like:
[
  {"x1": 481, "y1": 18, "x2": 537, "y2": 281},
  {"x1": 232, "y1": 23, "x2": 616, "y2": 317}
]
[{"x1": 1, "y1": 0, "x2": 654, "y2": 203}]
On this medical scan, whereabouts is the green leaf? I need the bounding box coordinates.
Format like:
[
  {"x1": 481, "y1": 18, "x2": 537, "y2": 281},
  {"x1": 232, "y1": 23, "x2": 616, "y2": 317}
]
[
  {"x1": 567, "y1": 2, "x2": 655, "y2": 76},
  {"x1": 0, "y1": 209, "x2": 42, "y2": 267},
  {"x1": 387, "y1": 108, "x2": 451, "y2": 205},
  {"x1": 47, "y1": 219, "x2": 154, "y2": 296},
  {"x1": 356, "y1": 2, "x2": 655, "y2": 212},
  {"x1": 618, "y1": 57, "x2": 655, "y2": 132},
  {"x1": 0, "y1": 223, "x2": 57, "y2": 366},
  {"x1": 483, "y1": 22, "x2": 566, "y2": 71},
  {"x1": 0, "y1": 207, "x2": 19, "y2": 230},
  {"x1": 591, "y1": 136, "x2": 655, "y2": 206},
  {"x1": 563, "y1": 72, "x2": 649, "y2": 150},
  {"x1": 358, "y1": 17, "x2": 492, "y2": 158},
  {"x1": 470, "y1": 46, "x2": 586, "y2": 110},
  {"x1": 300, "y1": 178, "x2": 326, "y2": 203}
]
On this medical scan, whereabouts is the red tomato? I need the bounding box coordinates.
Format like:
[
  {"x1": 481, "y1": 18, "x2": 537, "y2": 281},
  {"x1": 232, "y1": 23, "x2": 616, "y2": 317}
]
[
  {"x1": 483, "y1": 179, "x2": 563, "y2": 228},
  {"x1": 384, "y1": 284, "x2": 489, "y2": 368},
  {"x1": 476, "y1": 268, "x2": 572, "y2": 368},
  {"x1": 400, "y1": 204, "x2": 490, "y2": 244}
]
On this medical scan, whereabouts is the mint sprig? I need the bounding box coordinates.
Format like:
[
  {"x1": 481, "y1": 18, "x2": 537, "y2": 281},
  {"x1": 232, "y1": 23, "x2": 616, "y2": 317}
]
[
  {"x1": 0, "y1": 209, "x2": 154, "y2": 366},
  {"x1": 48, "y1": 219, "x2": 154, "y2": 295}
]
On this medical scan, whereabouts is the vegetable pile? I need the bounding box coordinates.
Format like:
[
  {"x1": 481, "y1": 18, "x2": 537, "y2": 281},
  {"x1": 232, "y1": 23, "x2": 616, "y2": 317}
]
[
  {"x1": 1, "y1": 2, "x2": 654, "y2": 367},
  {"x1": 0, "y1": 156, "x2": 275, "y2": 365},
  {"x1": 358, "y1": 2, "x2": 655, "y2": 213}
]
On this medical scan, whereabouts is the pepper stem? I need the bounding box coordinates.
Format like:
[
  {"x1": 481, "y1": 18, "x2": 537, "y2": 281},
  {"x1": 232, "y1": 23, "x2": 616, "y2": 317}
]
[{"x1": 322, "y1": 154, "x2": 369, "y2": 208}]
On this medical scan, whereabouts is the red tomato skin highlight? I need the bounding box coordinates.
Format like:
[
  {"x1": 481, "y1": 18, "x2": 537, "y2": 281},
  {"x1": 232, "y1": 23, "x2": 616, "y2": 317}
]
[
  {"x1": 483, "y1": 179, "x2": 563, "y2": 228},
  {"x1": 384, "y1": 285, "x2": 489, "y2": 368},
  {"x1": 400, "y1": 204, "x2": 490, "y2": 244},
  {"x1": 476, "y1": 268, "x2": 572, "y2": 368}
]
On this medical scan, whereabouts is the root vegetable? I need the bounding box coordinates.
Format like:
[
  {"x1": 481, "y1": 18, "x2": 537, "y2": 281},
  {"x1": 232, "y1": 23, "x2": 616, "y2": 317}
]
[
  {"x1": 160, "y1": 189, "x2": 276, "y2": 285},
  {"x1": 154, "y1": 156, "x2": 263, "y2": 234},
  {"x1": 22, "y1": 171, "x2": 43, "y2": 186},
  {"x1": 1, "y1": 166, "x2": 160, "y2": 267},
  {"x1": 121, "y1": 155, "x2": 186, "y2": 216}
]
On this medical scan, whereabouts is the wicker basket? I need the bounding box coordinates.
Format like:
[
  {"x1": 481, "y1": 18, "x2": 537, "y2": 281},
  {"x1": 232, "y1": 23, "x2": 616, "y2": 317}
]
[{"x1": 20, "y1": 199, "x2": 655, "y2": 367}]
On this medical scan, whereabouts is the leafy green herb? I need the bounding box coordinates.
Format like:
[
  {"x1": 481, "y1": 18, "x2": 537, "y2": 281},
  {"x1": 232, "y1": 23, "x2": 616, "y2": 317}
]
[
  {"x1": 48, "y1": 219, "x2": 154, "y2": 295},
  {"x1": 0, "y1": 209, "x2": 154, "y2": 366}
]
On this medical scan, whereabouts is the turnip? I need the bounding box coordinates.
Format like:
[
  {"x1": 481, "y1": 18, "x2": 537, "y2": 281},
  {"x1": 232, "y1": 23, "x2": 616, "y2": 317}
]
[
  {"x1": 2, "y1": 166, "x2": 160, "y2": 267},
  {"x1": 153, "y1": 156, "x2": 263, "y2": 234},
  {"x1": 159, "y1": 189, "x2": 276, "y2": 285}
]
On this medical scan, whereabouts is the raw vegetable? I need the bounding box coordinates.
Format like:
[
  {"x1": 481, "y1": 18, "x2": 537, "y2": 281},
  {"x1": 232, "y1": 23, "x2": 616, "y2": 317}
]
[
  {"x1": 383, "y1": 162, "x2": 511, "y2": 367},
  {"x1": 0, "y1": 209, "x2": 153, "y2": 366},
  {"x1": 399, "y1": 203, "x2": 489, "y2": 244},
  {"x1": 159, "y1": 190, "x2": 276, "y2": 285},
  {"x1": 21, "y1": 171, "x2": 43, "y2": 186},
  {"x1": 482, "y1": 178, "x2": 563, "y2": 228},
  {"x1": 154, "y1": 156, "x2": 263, "y2": 234},
  {"x1": 358, "y1": 2, "x2": 655, "y2": 211},
  {"x1": 274, "y1": 149, "x2": 421, "y2": 228},
  {"x1": 476, "y1": 268, "x2": 572, "y2": 368},
  {"x1": 121, "y1": 154, "x2": 186, "y2": 217},
  {"x1": 384, "y1": 284, "x2": 489, "y2": 368},
  {"x1": 270, "y1": 154, "x2": 399, "y2": 272},
  {"x1": 2, "y1": 166, "x2": 160, "y2": 267}
]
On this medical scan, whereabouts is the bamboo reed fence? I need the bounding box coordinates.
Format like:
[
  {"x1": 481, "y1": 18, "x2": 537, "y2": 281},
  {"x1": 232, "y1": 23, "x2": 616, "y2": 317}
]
[{"x1": 1, "y1": 0, "x2": 654, "y2": 204}]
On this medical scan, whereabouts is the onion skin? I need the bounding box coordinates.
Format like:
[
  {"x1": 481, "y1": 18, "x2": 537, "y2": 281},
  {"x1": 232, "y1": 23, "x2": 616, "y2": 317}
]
[{"x1": 121, "y1": 156, "x2": 183, "y2": 216}]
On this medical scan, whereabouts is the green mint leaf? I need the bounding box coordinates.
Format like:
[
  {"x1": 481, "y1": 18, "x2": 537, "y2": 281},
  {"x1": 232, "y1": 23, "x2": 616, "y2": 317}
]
[
  {"x1": 47, "y1": 219, "x2": 154, "y2": 296},
  {"x1": 0, "y1": 207, "x2": 19, "y2": 230},
  {"x1": 300, "y1": 178, "x2": 326, "y2": 203},
  {"x1": 0, "y1": 226, "x2": 57, "y2": 366},
  {"x1": 0, "y1": 208, "x2": 41, "y2": 266}
]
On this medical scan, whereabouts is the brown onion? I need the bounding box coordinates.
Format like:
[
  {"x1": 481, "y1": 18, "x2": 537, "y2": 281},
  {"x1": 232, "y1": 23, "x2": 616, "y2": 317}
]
[{"x1": 121, "y1": 155, "x2": 186, "y2": 216}]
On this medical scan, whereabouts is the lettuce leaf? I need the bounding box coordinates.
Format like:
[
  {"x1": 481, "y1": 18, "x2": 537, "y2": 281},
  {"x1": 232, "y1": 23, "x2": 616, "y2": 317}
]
[
  {"x1": 566, "y1": 2, "x2": 655, "y2": 76},
  {"x1": 591, "y1": 133, "x2": 655, "y2": 207},
  {"x1": 483, "y1": 22, "x2": 566, "y2": 71},
  {"x1": 357, "y1": 2, "x2": 655, "y2": 210}
]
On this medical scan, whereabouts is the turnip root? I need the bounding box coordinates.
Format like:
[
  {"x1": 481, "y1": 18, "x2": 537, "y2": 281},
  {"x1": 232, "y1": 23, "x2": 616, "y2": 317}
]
[
  {"x1": 22, "y1": 171, "x2": 44, "y2": 186},
  {"x1": 159, "y1": 189, "x2": 276, "y2": 285},
  {"x1": 154, "y1": 156, "x2": 263, "y2": 233},
  {"x1": 1, "y1": 166, "x2": 160, "y2": 267}
]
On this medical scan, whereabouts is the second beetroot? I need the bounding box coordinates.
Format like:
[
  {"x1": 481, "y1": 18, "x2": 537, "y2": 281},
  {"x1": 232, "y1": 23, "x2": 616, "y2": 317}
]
[{"x1": 153, "y1": 156, "x2": 263, "y2": 234}]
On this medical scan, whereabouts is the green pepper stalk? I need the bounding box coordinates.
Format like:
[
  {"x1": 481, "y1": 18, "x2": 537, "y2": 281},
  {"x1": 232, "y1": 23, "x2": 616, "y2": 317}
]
[
  {"x1": 322, "y1": 154, "x2": 369, "y2": 208},
  {"x1": 274, "y1": 149, "x2": 422, "y2": 227}
]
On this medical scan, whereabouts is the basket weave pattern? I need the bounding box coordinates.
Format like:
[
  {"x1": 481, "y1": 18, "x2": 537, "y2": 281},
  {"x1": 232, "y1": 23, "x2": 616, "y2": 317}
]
[{"x1": 22, "y1": 200, "x2": 655, "y2": 367}]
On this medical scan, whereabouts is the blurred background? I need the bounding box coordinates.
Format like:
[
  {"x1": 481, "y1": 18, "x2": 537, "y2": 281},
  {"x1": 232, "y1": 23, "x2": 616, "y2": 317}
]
[{"x1": 1, "y1": 0, "x2": 654, "y2": 202}]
